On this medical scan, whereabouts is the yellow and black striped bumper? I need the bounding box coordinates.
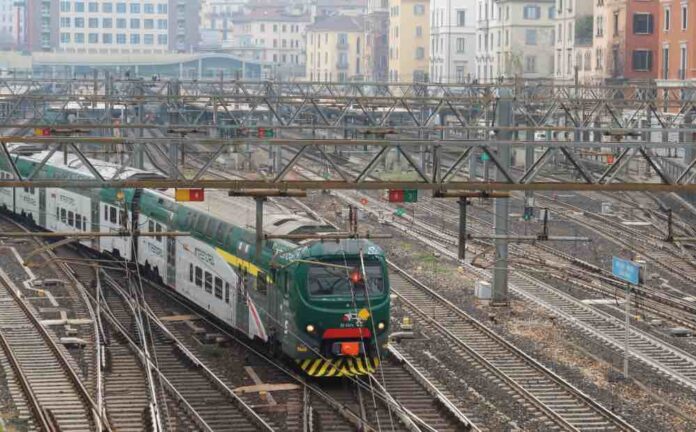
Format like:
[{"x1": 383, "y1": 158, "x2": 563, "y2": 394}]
[{"x1": 297, "y1": 357, "x2": 380, "y2": 377}]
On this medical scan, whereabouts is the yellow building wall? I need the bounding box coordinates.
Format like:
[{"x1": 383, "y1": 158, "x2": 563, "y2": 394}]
[{"x1": 388, "y1": 0, "x2": 429, "y2": 81}]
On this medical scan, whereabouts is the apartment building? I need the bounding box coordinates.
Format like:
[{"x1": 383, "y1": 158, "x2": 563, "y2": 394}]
[
  {"x1": 658, "y1": 0, "x2": 694, "y2": 80},
  {"x1": 388, "y1": 0, "x2": 429, "y2": 82},
  {"x1": 306, "y1": 15, "x2": 366, "y2": 81},
  {"x1": 592, "y1": 0, "x2": 658, "y2": 81},
  {"x1": 226, "y1": 5, "x2": 311, "y2": 79},
  {"x1": 26, "y1": 0, "x2": 199, "y2": 53},
  {"x1": 553, "y1": 0, "x2": 593, "y2": 81},
  {"x1": 475, "y1": 0, "x2": 555, "y2": 83},
  {"x1": 200, "y1": 0, "x2": 248, "y2": 47},
  {"x1": 365, "y1": 0, "x2": 389, "y2": 80},
  {"x1": 429, "y1": 0, "x2": 475, "y2": 83},
  {"x1": 0, "y1": 0, "x2": 24, "y2": 49}
]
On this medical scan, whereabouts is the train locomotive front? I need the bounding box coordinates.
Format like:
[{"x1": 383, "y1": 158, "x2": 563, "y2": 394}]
[{"x1": 278, "y1": 240, "x2": 390, "y2": 378}]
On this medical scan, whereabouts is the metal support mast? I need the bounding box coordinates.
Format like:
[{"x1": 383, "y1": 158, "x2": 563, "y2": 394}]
[{"x1": 492, "y1": 90, "x2": 513, "y2": 306}]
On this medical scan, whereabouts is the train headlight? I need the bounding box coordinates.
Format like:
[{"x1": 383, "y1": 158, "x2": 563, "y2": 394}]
[
  {"x1": 305, "y1": 324, "x2": 316, "y2": 334},
  {"x1": 377, "y1": 321, "x2": 386, "y2": 331}
]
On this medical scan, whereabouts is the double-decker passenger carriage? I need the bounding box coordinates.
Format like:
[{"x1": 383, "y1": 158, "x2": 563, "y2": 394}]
[{"x1": 0, "y1": 147, "x2": 390, "y2": 378}]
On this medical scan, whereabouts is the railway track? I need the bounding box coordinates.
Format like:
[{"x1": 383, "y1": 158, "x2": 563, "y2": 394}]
[
  {"x1": 0, "y1": 265, "x2": 102, "y2": 431},
  {"x1": 389, "y1": 264, "x2": 637, "y2": 432}
]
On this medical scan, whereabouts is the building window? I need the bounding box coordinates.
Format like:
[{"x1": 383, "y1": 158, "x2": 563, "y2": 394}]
[
  {"x1": 88, "y1": 18, "x2": 98, "y2": 29},
  {"x1": 682, "y1": 5, "x2": 688, "y2": 30},
  {"x1": 75, "y1": 18, "x2": 84, "y2": 28},
  {"x1": 130, "y1": 34, "x2": 140, "y2": 44},
  {"x1": 158, "y1": 34, "x2": 168, "y2": 45},
  {"x1": 116, "y1": 33, "x2": 126, "y2": 44},
  {"x1": 103, "y1": 18, "x2": 113, "y2": 28},
  {"x1": 88, "y1": 2, "x2": 98, "y2": 12},
  {"x1": 60, "y1": 33, "x2": 70, "y2": 43},
  {"x1": 157, "y1": 4, "x2": 167, "y2": 13},
  {"x1": 613, "y1": 12, "x2": 619, "y2": 36},
  {"x1": 144, "y1": 3, "x2": 154, "y2": 13},
  {"x1": 157, "y1": 19, "x2": 167, "y2": 29},
  {"x1": 415, "y1": 47, "x2": 425, "y2": 59},
  {"x1": 130, "y1": 19, "x2": 140, "y2": 29},
  {"x1": 60, "y1": 1, "x2": 70, "y2": 12},
  {"x1": 75, "y1": 33, "x2": 85, "y2": 43},
  {"x1": 144, "y1": 34, "x2": 154, "y2": 45},
  {"x1": 525, "y1": 29, "x2": 537, "y2": 45},
  {"x1": 548, "y1": 6, "x2": 555, "y2": 19},
  {"x1": 457, "y1": 10, "x2": 466, "y2": 26},
  {"x1": 116, "y1": 18, "x2": 126, "y2": 29},
  {"x1": 523, "y1": 5, "x2": 541, "y2": 20},
  {"x1": 665, "y1": 8, "x2": 670, "y2": 31},
  {"x1": 144, "y1": 19, "x2": 154, "y2": 29},
  {"x1": 456, "y1": 37, "x2": 465, "y2": 53},
  {"x1": 75, "y1": 2, "x2": 85, "y2": 12},
  {"x1": 130, "y1": 3, "x2": 140, "y2": 13},
  {"x1": 663, "y1": 46, "x2": 669, "y2": 79},
  {"x1": 596, "y1": 16, "x2": 604, "y2": 36},
  {"x1": 414, "y1": 4, "x2": 425, "y2": 15},
  {"x1": 103, "y1": 3, "x2": 113, "y2": 13},
  {"x1": 88, "y1": 33, "x2": 98, "y2": 44},
  {"x1": 680, "y1": 45, "x2": 687, "y2": 79},
  {"x1": 60, "y1": 17, "x2": 70, "y2": 28},
  {"x1": 632, "y1": 50, "x2": 652, "y2": 71},
  {"x1": 633, "y1": 13, "x2": 654, "y2": 35},
  {"x1": 525, "y1": 55, "x2": 537, "y2": 73},
  {"x1": 116, "y1": 2, "x2": 126, "y2": 13},
  {"x1": 416, "y1": 26, "x2": 422, "y2": 37},
  {"x1": 103, "y1": 33, "x2": 112, "y2": 44}
]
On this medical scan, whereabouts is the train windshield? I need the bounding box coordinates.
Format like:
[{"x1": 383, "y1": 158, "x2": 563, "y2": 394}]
[{"x1": 307, "y1": 259, "x2": 385, "y2": 298}]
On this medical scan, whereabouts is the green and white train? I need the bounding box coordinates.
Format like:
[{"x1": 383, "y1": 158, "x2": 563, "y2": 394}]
[{"x1": 0, "y1": 147, "x2": 390, "y2": 378}]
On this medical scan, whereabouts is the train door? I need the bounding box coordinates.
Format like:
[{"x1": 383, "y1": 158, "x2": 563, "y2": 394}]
[
  {"x1": 267, "y1": 270, "x2": 281, "y2": 339},
  {"x1": 236, "y1": 271, "x2": 249, "y2": 336},
  {"x1": 38, "y1": 189, "x2": 46, "y2": 227},
  {"x1": 166, "y1": 236, "x2": 176, "y2": 288}
]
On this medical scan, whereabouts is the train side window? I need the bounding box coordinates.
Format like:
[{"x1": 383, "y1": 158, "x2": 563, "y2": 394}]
[
  {"x1": 189, "y1": 264, "x2": 193, "y2": 283},
  {"x1": 56, "y1": 207, "x2": 59, "y2": 221},
  {"x1": 119, "y1": 209, "x2": 127, "y2": 225},
  {"x1": 225, "y1": 282, "x2": 230, "y2": 303},
  {"x1": 83, "y1": 218, "x2": 87, "y2": 231},
  {"x1": 257, "y1": 272, "x2": 267, "y2": 295},
  {"x1": 155, "y1": 224, "x2": 162, "y2": 242},
  {"x1": 195, "y1": 266, "x2": 202, "y2": 287},
  {"x1": 215, "y1": 223, "x2": 225, "y2": 243},
  {"x1": 208, "y1": 221, "x2": 219, "y2": 239},
  {"x1": 68, "y1": 211, "x2": 74, "y2": 227},
  {"x1": 109, "y1": 207, "x2": 117, "y2": 224},
  {"x1": 148, "y1": 220, "x2": 154, "y2": 232},
  {"x1": 104, "y1": 205, "x2": 108, "y2": 221},
  {"x1": 214, "y1": 277, "x2": 223, "y2": 299},
  {"x1": 60, "y1": 208, "x2": 66, "y2": 223},
  {"x1": 76, "y1": 214, "x2": 82, "y2": 230},
  {"x1": 195, "y1": 215, "x2": 206, "y2": 233},
  {"x1": 204, "y1": 271, "x2": 213, "y2": 293}
]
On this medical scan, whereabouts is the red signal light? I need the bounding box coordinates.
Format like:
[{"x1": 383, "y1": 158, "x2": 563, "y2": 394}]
[{"x1": 349, "y1": 269, "x2": 363, "y2": 284}]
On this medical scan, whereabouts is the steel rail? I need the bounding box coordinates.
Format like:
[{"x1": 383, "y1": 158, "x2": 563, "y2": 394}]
[
  {"x1": 0, "y1": 330, "x2": 57, "y2": 432},
  {"x1": 388, "y1": 262, "x2": 639, "y2": 432},
  {"x1": 0, "y1": 270, "x2": 113, "y2": 431}
]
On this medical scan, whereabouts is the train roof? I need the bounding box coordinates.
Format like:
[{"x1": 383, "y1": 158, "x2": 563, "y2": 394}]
[{"x1": 10, "y1": 146, "x2": 335, "y2": 239}]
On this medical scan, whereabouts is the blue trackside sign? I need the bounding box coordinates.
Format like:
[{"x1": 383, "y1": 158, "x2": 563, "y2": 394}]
[{"x1": 612, "y1": 257, "x2": 640, "y2": 285}]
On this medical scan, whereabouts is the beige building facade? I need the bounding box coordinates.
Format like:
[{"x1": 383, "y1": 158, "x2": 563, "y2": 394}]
[
  {"x1": 306, "y1": 15, "x2": 367, "y2": 81},
  {"x1": 388, "y1": 0, "x2": 429, "y2": 82}
]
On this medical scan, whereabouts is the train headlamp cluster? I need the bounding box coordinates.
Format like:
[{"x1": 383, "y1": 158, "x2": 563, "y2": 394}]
[
  {"x1": 305, "y1": 324, "x2": 316, "y2": 333},
  {"x1": 377, "y1": 321, "x2": 386, "y2": 331}
]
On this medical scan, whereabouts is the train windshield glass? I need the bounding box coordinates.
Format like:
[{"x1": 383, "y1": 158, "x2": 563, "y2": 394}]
[{"x1": 307, "y1": 260, "x2": 385, "y2": 298}]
